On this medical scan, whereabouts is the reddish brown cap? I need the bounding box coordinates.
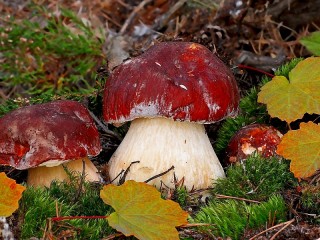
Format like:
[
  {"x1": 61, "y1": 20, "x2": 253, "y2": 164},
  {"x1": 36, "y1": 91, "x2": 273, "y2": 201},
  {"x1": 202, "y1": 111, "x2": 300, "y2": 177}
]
[
  {"x1": 103, "y1": 42, "x2": 239, "y2": 124},
  {"x1": 0, "y1": 100, "x2": 101, "y2": 170},
  {"x1": 226, "y1": 124, "x2": 282, "y2": 164}
]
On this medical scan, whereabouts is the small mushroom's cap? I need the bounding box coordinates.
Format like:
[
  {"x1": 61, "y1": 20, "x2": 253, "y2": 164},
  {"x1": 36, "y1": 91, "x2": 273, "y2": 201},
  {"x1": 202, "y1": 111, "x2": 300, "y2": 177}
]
[
  {"x1": 0, "y1": 100, "x2": 101, "y2": 170},
  {"x1": 226, "y1": 124, "x2": 283, "y2": 164},
  {"x1": 103, "y1": 42, "x2": 239, "y2": 124}
]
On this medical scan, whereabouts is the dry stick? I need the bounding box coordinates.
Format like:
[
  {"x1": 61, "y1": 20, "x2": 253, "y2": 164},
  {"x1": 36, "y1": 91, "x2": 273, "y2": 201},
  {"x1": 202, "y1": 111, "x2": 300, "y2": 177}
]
[
  {"x1": 73, "y1": 159, "x2": 86, "y2": 203},
  {"x1": 270, "y1": 218, "x2": 295, "y2": 240},
  {"x1": 249, "y1": 218, "x2": 295, "y2": 240},
  {"x1": 215, "y1": 194, "x2": 261, "y2": 204},
  {"x1": 119, "y1": 0, "x2": 153, "y2": 35},
  {"x1": 119, "y1": 161, "x2": 140, "y2": 184},
  {"x1": 144, "y1": 166, "x2": 175, "y2": 183},
  {"x1": 88, "y1": 110, "x2": 122, "y2": 141},
  {"x1": 152, "y1": 0, "x2": 188, "y2": 31}
]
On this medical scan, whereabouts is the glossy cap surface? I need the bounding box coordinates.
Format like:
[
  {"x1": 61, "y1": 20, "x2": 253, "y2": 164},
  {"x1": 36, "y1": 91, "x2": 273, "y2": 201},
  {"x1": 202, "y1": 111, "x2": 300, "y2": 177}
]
[
  {"x1": 103, "y1": 42, "x2": 239, "y2": 124},
  {"x1": 0, "y1": 100, "x2": 101, "y2": 170}
]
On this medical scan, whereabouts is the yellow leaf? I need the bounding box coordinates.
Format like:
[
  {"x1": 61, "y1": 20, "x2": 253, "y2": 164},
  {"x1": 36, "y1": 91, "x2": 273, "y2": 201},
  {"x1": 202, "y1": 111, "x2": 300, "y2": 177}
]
[
  {"x1": 258, "y1": 57, "x2": 320, "y2": 123},
  {"x1": 277, "y1": 122, "x2": 320, "y2": 179},
  {"x1": 100, "y1": 180, "x2": 188, "y2": 240},
  {"x1": 0, "y1": 172, "x2": 26, "y2": 217}
]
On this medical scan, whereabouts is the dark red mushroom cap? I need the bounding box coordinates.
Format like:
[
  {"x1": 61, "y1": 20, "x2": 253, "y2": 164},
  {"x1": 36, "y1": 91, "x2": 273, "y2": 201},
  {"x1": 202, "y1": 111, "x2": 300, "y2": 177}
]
[
  {"x1": 0, "y1": 100, "x2": 101, "y2": 170},
  {"x1": 226, "y1": 124, "x2": 283, "y2": 164},
  {"x1": 103, "y1": 42, "x2": 240, "y2": 124}
]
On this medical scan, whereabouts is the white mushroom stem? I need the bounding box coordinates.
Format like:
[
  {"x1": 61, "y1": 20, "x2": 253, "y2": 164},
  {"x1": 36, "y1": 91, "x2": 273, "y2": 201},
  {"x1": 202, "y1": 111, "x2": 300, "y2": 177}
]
[
  {"x1": 27, "y1": 157, "x2": 100, "y2": 187},
  {"x1": 109, "y1": 117, "x2": 225, "y2": 191}
]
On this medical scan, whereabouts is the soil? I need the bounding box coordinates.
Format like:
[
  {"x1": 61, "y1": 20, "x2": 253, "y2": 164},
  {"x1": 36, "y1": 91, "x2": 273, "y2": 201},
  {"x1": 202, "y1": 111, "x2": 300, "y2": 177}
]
[{"x1": 1, "y1": 0, "x2": 320, "y2": 239}]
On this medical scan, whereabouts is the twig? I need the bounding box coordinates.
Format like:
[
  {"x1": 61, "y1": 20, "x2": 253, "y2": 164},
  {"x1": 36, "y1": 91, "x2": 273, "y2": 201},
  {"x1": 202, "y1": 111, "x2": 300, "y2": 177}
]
[
  {"x1": 215, "y1": 194, "x2": 261, "y2": 204},
  {"x1": 119, "y1": 161, "x2": 140, "y2": 184},
  {"x1": 152, "y1": 0, "x2": 187, "y2": 31},
  {"x1": 270, "y1": 218, "x2": 295, "y2": 240},
  {"x1": 237, "y1": 64, "x2": 275, "y2": 77},
  {"x1": 144, "y1": 166, "x2": 175, "y2": 183},
  {"x1": 119, "y1": 0, "x2": 152, "y2": 35},
  {"x1": 88, "y1": 110, "x2": 122, "y2": 141},
  {"x1": 249, "y1": 218, "x2": 295, "y2": 240},
  {"x1": 73, "y1": 159, "x2": 86, "y2": 203},
  {"x1": 51, "y1": 215, "x2": 108, "y2": 221}
]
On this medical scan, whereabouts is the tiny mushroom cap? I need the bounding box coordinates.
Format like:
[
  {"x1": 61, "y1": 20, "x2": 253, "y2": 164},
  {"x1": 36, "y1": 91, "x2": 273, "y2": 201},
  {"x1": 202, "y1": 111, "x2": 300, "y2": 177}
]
[
  {"x1": 226, "y1": 123, "x2": 283, "y2": 165},
  {"x1": 103, "y1": 41, "x2": 240, "y2": 191},
  {"x1": 0, "y1": 100, "x2": 102, "y2": 187}
]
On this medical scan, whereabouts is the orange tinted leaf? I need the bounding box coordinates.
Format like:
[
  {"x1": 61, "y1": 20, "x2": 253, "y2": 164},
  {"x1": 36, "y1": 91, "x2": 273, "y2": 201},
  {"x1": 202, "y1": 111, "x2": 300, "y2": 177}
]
[
  {"x1": 0, "y1": 172, "x2": 26, "y2": 217},
  {"x1": 277, "y1": 122, "x2": 320, "y2": 179},
  {"x1": 258, "y1": 57, "x2": 320, "y2": 122},
  {"x1": 100, "y1": 180, "x2": 188, "y2": 240}
]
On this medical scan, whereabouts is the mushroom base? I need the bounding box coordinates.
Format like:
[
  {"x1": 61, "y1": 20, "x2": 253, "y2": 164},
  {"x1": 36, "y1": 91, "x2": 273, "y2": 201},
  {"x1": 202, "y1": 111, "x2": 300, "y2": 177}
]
[
  {"x1": 27, "y1": 157, "x2": 100, "y2": 187},
  {"x1": 108, "y1": 118, "x2": 225, "y2": 191}
]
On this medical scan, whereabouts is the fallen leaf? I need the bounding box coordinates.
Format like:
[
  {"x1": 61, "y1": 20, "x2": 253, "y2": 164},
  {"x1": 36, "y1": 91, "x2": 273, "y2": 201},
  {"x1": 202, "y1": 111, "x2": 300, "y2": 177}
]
[
  {"x1": 277, "y1": 122, "x2": 320, "y2": 179},
  {"x1": 0, "y1": 172, "x2": 26, "y2": 217},
  {"x1": 258, "y1": 57, "x2": 320, "y2": 123},
  {"x1": 100, "y1": 180, "x2": 188, "y2": 240},
  {"x1": 300, "y1": 31, "x2": 320, "y2": 56}
]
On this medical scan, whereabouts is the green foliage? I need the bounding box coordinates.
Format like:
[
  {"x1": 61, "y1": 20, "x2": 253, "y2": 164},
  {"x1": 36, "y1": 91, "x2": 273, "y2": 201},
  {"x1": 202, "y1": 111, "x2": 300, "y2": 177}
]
[
  {"x1": 0, "y1": 4, "x2": 105, "y2": 99},
  {"x1": 19, "y1": 180, "x2": 114, "y2": 239},
  {"x1": 300, "y1": 31, "x2": 320, "y2": 56},
  {"x1": 193, "y1": 195, "x2": 287, "y2": 239},
  {"x1": 213, "y1": 154, "x2": 297, "y2": 201}
]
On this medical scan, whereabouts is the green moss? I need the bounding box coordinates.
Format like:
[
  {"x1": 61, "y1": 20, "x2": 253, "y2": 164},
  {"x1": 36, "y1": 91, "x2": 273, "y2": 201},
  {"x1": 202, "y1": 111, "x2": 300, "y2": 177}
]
[
  {"x1": 274, "y1": 58, "x2": 304, "y2": 78},
  {"x1": 193, "y1": 195, "x2": 287, "y2": 239},
  {"x1": 0, "y1": 3, "x2": 105, "y2": 100},
  {"x1": 213, "y1": 154, "x2": 297, "y2": 201},
  {"x1": 19, "y1": 179, "x2": 114, "y2": 239},
  {"x1": 301, "y1": 183, "x2": 320, "y2": 223}
]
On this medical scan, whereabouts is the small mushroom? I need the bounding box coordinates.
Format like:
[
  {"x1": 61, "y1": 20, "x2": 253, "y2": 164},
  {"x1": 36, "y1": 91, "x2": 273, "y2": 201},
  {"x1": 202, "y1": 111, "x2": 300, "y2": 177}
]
[
  {"x1": 103, "y1": 42, "x2": 240, "y2": 190},
  {"x1": 0, "y1": 100, "x2": 101, "y2": 187},
  {"x1": 226, "y1": 123, "x2": 283, "y2": 165}
]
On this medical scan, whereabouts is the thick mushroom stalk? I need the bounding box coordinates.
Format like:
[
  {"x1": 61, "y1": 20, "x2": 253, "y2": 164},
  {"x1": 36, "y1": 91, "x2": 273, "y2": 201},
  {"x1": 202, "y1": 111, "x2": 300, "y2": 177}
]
[{"x1": 109, "y1": 118, "x2": 225, "y2": 190}]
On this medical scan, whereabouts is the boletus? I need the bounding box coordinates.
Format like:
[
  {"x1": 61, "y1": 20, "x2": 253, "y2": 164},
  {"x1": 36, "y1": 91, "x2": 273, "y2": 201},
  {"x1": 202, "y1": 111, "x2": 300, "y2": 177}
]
[
  {"x1": 103, "y1": 42, "x2": 240, "y2": 191},
  {"x1": 0, "y1": 100, "x2": 101, "y2": 187},
  {"x1": 226, "y1": 123, "x2": 283, "y2": 165}
]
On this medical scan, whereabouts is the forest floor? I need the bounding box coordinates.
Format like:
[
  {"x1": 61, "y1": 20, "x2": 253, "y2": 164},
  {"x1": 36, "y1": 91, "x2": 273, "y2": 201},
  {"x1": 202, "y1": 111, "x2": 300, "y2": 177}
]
[{"x1": 0, "y1": 0, "x2": 320, "y2": 239}]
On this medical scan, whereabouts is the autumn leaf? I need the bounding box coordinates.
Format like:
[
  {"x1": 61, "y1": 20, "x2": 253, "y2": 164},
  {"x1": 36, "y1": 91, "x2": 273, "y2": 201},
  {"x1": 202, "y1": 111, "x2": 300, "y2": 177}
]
[
  {"x1": 300, "y1": 31, "x2": 320, "y2": 56},
  {"x1": 100, "y1": 180, "x2": 188, "y2": 240},
  {"x1": 258, "y1": 57, "x2": 320, "y2": 123},
  {"x1": 277, "y1": 122, "x2": 320, "y2": 179},
  {"x1": 0, "y1": 172, "x2": 26, "y2": 217}
]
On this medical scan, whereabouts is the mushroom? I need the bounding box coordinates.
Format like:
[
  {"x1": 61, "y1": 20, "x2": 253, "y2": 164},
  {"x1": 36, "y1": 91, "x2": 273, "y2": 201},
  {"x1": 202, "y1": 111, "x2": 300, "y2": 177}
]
[
  {"x1": 0, "y1": 100, "x2": 101, "y2": 187},
  {"x1": 226, "y1": 123, "x2": 283, "y2": 165},
  {"x1": 103, "y1": 42, "x2": 240, "y2": 191}
]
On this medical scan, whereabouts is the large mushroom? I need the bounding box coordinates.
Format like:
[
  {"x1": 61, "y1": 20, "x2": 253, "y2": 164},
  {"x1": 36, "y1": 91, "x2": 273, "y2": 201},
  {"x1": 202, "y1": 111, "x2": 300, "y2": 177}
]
[
  {"x1": 0, "y1": 100, "x2": 101, "y2": 187},
  {"x1": 103, "y1": 42, "x2": 240, "y2": 191}
]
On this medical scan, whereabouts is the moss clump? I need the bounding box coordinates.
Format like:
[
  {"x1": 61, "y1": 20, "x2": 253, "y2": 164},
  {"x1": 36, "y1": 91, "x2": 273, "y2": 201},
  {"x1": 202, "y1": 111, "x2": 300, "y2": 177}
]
[
  {"x1": 193, "y1": 195, "x2": 287, "y2": 239},
  {"x1": 301, "y1": 183, "x2": 320, "y2": 223},
  {"x1": 19, "y1": 179, "x2": 114, "y2": 239},
  {"x1": 213, "y1": 154, "x2": 297, "y2": 201}
]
